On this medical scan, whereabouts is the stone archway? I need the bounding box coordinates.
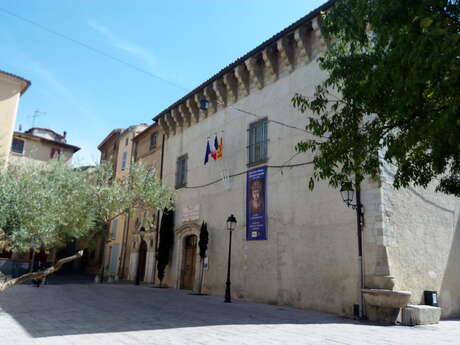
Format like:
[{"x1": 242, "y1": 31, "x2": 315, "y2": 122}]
[{"x1": 175, "y1": 223, "x2": 200, "y2": 291}]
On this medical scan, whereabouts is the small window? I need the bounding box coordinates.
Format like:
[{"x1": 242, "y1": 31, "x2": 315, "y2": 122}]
[
  {"x1": 111, "y1": 218, "x2": 118, "y2": 240},
  {"x1": 50, "y1": 147, "x2": 61, "y2": 159},
  {"x1": 121, "y1": 151, "x2": 128, "y2": 170},
  {"x1": 149, "y1": 133, "x2": 157, "y2": 150},
  {"x1": 248, "y1": 119, "x2": 268, "y2": 165},
  {"x1": 125, "y1": 138, "x2": 129, "y2": 146},
  {"x1": 175, "y1": 154, "x2": 188, "y2": 189},
  {"x1": 11, "y1": 138, "x2": 24, "y2": 154}
]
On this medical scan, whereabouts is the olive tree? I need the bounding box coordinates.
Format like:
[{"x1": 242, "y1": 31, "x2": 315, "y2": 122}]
[{"x1": 0, "y1": 159, "x2": 174, "y2": 290}]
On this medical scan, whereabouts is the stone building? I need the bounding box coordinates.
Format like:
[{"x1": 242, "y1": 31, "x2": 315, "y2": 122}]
[
  {"x1": 119, "y1": 123, "x2": 164, "y2": 283},
  {"x1": 9, "y1": 127, "x2": 80, "y2": 165},
  {"x1": 97, "y1": 124, "x2": 148, "y2": 281},
  {"x1": 0, "y1": 69, "x2": 30, "y2": 167},
  {"x1": 151, "y1": 0, "x2": 460, "y2": 322}
]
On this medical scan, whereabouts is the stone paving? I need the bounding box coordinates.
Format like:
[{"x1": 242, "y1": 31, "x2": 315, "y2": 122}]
[{"x1": 0, "y1": 280, "x2": 459, "y2": 345}]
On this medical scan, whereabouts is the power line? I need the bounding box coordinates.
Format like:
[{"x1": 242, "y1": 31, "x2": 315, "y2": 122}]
[
  {"x1": 0, "y1": 7, "x2": 189, "y2": 92},
  {"x1": 183, "y1": 160, "x2": 314, "y2": 189}
]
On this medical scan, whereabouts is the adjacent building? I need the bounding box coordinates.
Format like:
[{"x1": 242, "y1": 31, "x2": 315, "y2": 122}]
[
  {"x1": 97, "y1": 124, "x2": 148, "y2": 281},
  {"x1": 149, "y1": 0, "x2": 460, "y2": 322},
  {"x1": 9, "y1": 127, "x2": 80, "y2": 165},
  {"x1": 0, "y1": 69, "x2": 30, "y2": 167}
]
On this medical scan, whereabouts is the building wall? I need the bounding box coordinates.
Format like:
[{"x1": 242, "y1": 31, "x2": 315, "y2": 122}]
[
  {"x1": 160, "y1": 54, "x2": 364, "y2": 316},
  {"x1": 0, "y1": 76, "x2": 23, "y2": 166},
  {"x1": 378, "y1": 163, "x2": 460, "y2": 318},
  {"x1": 122, "y1": 124, "x2": 163, "y2": 282},
  {"x1": 8, "y1": 134, "x2": 74, "y2": 165}
]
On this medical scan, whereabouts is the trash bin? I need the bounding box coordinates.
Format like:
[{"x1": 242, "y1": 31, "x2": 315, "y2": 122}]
[{"x1": 424, "y1": 290, "x2": 438, "y2": 307}]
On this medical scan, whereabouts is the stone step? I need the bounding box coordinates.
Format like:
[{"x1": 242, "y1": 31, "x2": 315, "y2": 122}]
[{"x1": 401, "y1": 304, "x2": 441, "y2": 326}]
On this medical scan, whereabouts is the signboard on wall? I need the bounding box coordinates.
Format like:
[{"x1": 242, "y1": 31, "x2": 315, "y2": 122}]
[
  {"x1": 246, "y1": 166, "x2": 267, "y2": 240},
  {"x1": 182, "y1": 204, "x2": 200, "y2": 222}
]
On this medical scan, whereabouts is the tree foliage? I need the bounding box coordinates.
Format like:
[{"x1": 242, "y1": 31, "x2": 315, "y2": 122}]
[
  {"x1": 0, "y1": 159, "x2": 174, "y2": 255},
  {"x1": 157, "y1": 208, "x2": 175, "y2": 284},
  {"x1": 199, "y1": 221, "x2": 208, "y2": 259},
  {"x1": 292, "y1": 0, "x2": 460, "y2": 194}
]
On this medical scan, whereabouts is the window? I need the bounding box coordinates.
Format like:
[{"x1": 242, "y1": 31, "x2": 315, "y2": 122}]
[
  {"x1": 121, "y1": 151, "x2": 128, "y2": 170},
  {"x1": 149, "y1": 133, "x2": 157, "y2": 150},
  {"x1": 125, "y1": 137, "x2": 129, "y2": 146},
  {"x1": 175, "y1": 154, "x2": 188, "y2": 188},
  {"x1": 248, "y1": 119, "x2": 268, "y2": 165},
  {"x1": 111, "y1": 218, "x2": 119, "y2": 240},
  {"x1": 50, "y1": 147, "x2": 61, "y2": 159},
  {"x1": 11, "y1": 138, "x2": 24, "y2": 154}
]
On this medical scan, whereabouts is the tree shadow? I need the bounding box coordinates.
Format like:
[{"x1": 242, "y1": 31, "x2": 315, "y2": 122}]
[{"x1": 0, "y1": 282, "x2": 366, "y2": 338}]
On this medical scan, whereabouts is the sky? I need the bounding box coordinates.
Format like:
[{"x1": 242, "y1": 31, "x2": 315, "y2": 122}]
[{"x1": 1, "y1": 0, "x2": 325, "y2": 165}]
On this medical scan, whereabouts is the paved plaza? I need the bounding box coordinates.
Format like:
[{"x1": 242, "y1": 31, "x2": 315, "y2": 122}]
[{"x1": 0, "y1": 278, "x2": 459, "y2": 345}]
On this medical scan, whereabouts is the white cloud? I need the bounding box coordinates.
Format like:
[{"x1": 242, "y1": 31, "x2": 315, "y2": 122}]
[{"x1": 88, "y1": 20, "x2": 158, "y2": 73}]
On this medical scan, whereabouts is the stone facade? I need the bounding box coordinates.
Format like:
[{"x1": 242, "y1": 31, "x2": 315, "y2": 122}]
[{"x1": 149, "y1": 0, "x2": 460, "y2": 320}]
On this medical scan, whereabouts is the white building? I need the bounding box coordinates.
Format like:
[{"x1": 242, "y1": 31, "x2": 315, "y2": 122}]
[{"x1": 153, "y1": 0, "x2": 460, "y2": 322}]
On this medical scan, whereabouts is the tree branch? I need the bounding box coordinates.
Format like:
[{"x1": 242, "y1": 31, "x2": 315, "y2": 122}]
[{"x1": 0, "y1": 250, "x2": 84, "y2": 292}]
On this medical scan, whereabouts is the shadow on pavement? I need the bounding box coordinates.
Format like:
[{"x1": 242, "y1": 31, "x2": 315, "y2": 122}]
[{"x1": 0, "y1": 282, "x2": 366, "y2": 338}]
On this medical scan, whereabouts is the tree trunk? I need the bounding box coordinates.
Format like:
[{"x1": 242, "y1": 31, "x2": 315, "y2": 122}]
[{"x1": 0, "y1": 250, "x2": 84, "y2": 292}]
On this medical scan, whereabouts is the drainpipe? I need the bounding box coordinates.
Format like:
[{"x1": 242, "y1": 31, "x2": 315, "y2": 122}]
[{"x1": 152, "y1": 133, "x2": 165, "y2": 286}]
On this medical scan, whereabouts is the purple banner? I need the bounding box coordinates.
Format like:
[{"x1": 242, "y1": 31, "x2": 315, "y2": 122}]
[{"x1": 246, "y1": 166, "x2": 267, "y2": 241}]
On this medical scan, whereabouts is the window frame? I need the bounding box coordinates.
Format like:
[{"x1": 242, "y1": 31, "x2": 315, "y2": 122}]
[
  {"x1": 175, "y1": 154, "x2": 188, "y2": 189},
  {"x1": 11, "y1": 138, "x2": 25, "y2": 155},
  {"x1": 247, "y1": 118, "x2": 268, "y2": 166},
  {"x1": 149, "y1": 133, "x2": 157, "y2": 150}
]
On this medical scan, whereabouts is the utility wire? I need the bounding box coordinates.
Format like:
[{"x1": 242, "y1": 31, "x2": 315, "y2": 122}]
[
  {"x1": 0, "y1": 7, "x2": 189, "y2": 92},
  {"x1": 0, "y1": 7, "x2": 328, "y2": 138},
  {"x1": 183, "y1": 160, "x2": 314, "y2": 189}
]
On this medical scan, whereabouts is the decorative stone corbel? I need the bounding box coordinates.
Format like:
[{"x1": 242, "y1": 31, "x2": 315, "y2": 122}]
[
  {"x1": 245, "y1": 56, "x2": 264, "y2": 90},
  {"x1": 294, "y1": 26, "x2": 311, "y2": 64},
  {"x1": 312, "y1": 16, "x2": 326, "y2": 54},
  {"x1": 165, "y1": 112, "x2": 176, "y2": 135},
  {"x1": 262, "y1": 46, "x2": 278, "y2": 79},
  {"x1": 186, "y1": 98, "x2": 200, "y2": 124},
  {"x1": 179, "y1": 103, "x2": 192, "y2": 127},
  {"x1": 235, "y1": 64, "x2": 250, "y2": 96},
  {"x1": 277, "y1": 36, "x2": 295, "y2": 72},
  {"x1": 223, "y1": 72, "x2": 238, "y2": 103},
  {"x1": 213, "y1": 79, "x2": 227, "y2": 107},
  {"x1": 171, "y1": 108, "x2": 184, "y2": 129},
  {"x1": 158, "y1": 116, "x2": 170, "y2": 137}
]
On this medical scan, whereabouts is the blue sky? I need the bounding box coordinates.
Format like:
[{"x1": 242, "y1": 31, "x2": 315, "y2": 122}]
[{"x1": 1, "y1": 0, "x2": 325, "y2": 165}]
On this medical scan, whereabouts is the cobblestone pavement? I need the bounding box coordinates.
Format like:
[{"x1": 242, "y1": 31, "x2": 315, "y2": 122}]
[{"x1": 0, "y1": 281, "x2": 459, "y2": 345}]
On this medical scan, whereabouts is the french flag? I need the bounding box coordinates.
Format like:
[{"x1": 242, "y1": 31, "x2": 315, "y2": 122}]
[
  {"x1": 211, "y1": 135, "x2": 218, "y2": 160},
  {"x1": 204, "y1": 138, "x2": 211, "y2": 165}
]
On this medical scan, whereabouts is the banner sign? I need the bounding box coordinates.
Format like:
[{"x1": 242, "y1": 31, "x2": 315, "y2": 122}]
[{"x1": 246, "y1": 166, "x2": 267, "y2": 240}]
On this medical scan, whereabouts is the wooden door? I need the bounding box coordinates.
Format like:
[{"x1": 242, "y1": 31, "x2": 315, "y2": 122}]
[
  {"x1": 181, "y1": 235, "x2": 197, "y2": 290},
  {"x1": 138, "y1": 240, "x2": 147, "y2": 282}
]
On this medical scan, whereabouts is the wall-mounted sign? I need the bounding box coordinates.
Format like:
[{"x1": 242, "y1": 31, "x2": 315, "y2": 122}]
[
  {"x1": 246, "y1": 166, "x2": 267, "y2": 240},
  {"x1": 182, "y1": 204, "x2": 200, "y2": 222}
]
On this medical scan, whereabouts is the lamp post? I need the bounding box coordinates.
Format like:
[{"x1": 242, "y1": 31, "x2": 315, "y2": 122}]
[
  {"x1": 340, "y1": 182, "x2": 365, "y2": 318},
  {"x1": 224, "y1": 214, "x2": 237, "y2": 303},
  {"x1": 135, "y1": 227, "x2": 146, "y2": 286}
]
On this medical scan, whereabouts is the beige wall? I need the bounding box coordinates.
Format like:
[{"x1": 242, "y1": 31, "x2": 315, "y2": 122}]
[
  {"x1": 8, "y1": 134, "x2": 74, "y2": 165},
  {"x1": 0, "y1": 75, "x2": 24, "y2": 166},
  {"x1": 159, "y1": 27, "x2": 363, "y2": 316}
]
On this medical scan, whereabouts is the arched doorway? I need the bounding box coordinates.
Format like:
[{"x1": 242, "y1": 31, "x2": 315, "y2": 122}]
[
  {"x1": 180, "y1": 235, "x2": 197, "y2": 290},
  {"x1": 137, "y1": 240, "x2": 148, "y2": 283}
]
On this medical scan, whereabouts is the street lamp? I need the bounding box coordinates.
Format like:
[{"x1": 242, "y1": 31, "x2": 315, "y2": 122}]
[
  {"x1": 224, "y1": 214, "x2": 237, "y2": 303},
  {"x1": 135, "y1": 227, "x2": 146, "y2": 286},
  {"x1": 340, "y1": 182, "x2": 365, "y2": 318},
  {"x1": 199, "y1": 98, "x2": 209, "y2": 111}
]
